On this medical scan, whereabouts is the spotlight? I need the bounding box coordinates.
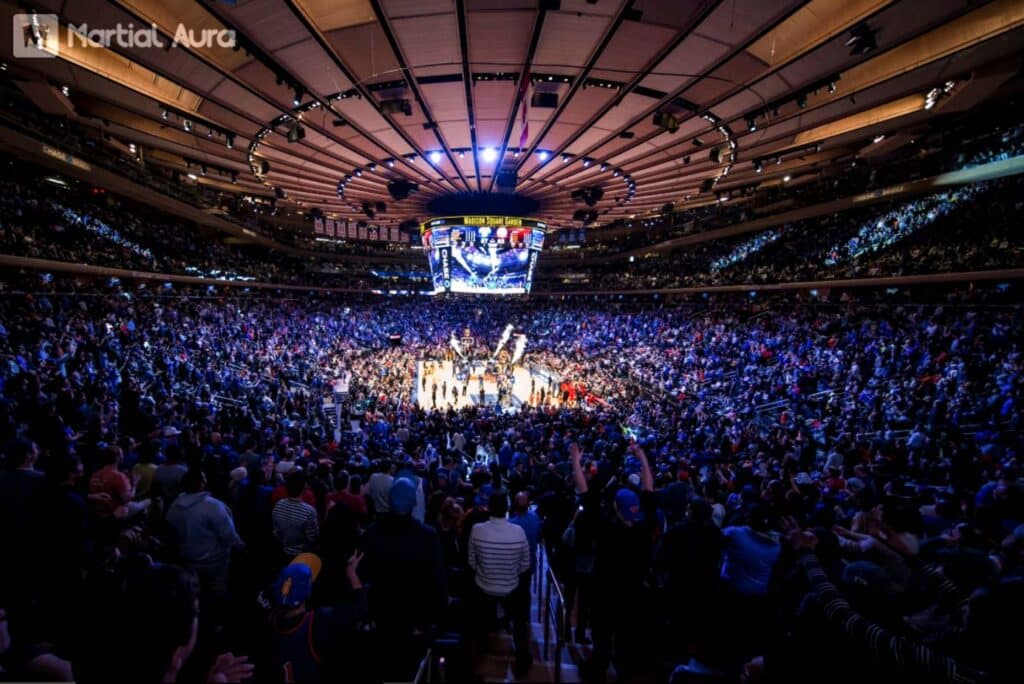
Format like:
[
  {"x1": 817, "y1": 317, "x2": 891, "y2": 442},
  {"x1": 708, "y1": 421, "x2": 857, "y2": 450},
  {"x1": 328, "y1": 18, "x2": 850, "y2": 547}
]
[
  {"x1": 386, "y1": 158, "x2": 395, "y2": 167},
  {"x1": 682, "y1": 155, "x2": 691, "y2": 165},
  {"x1": 230, "y1": 171, "x2": 238, "y2": 184},
  {"x1": 872, "y1": 134, "x2": 885, "y2": 144},
  {"x1": 226, "y1": 135, "x2": 234, "y2": 149},
  {"x1": 692, "y1": 137, "x2": 704, "y2": 147},
  {"x1": 538, "y1": 150, "x2": 550, "y2": 162},
  {"x1": 612, "y1": 168, "x2": 620, "y2": 177},
  {"x1": 287, "y1": 122, "x2": 305, "y2": 143},
  {"x1": 846, "y1": 22, "x2": 878, "y2": 56},
  {"x1": 481, "y1": 147, "x2": 498, "y2": 163},
  {"x1": 599, "y1": 162, "x2": 608, "y2": 171},
  {"x1": 367, "y1": 162, "x2": 377, "y2": 171},
  {"x1": 783, "y1": 175, "x2": 791, "y2": 182},
  {"x1": 183, "y1": 119, "x2": 193, "y2": 132},
  {"x1": 652, "y1": 110, "x2": 680, "y2": 133},
  {"x1": 746, "y1": 117, "x2": 757, "y2": 132},
  {"x1": 582, "y1": 157, "x2": 592, "y2": 167},
  {"x1": 292, "y1": 88, "x2": 303, "y2": 107},
  {"x1": 754, "y1": 160, "x2": 763, "y2": 174},
  {"x1": 61, "y1": 85, "x2": 69, "y2": 97},
  {"x1": 458, "y1": 150, "x2": 465, "y2": 159},
  {"x1": 827, "y1": 80, "x2": 837, "y2": 94},
  {"x1": 355, "y1": 169, "x2": 362, "y2": 176},
  {"x1": 796, "y1": 94, "x2": 807, "y2": 109},
  {"x1": 429, "y1": 150, "x2": 442, "y2": 164},
  {"x1": 561, "y1": 154, "x2": 571, "y2": 163},
  {"x1": 161, "y1": 109, "x2": 169, "y2": 120},
  {"x1": 200, "y1": 165, "x2": 207, "y2": 176}
]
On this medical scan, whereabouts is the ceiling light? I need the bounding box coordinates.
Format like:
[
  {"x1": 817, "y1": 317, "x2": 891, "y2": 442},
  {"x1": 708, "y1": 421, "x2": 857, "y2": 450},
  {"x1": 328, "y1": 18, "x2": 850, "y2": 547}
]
[
  {"x1": 386, "y1": 158, "x2": 395, "y2": 167},
  {"x1": 183, "y1": 120, "x2": 193, "y2": 132},
  {"x1": 429, "y1": 150, "x2": 442, "y2": 164},
  {"x1": 538, "y1": 150, "x2": 550, "y2": 162},
  {"x1": 612, "y1": 168, "x2": 620, "y2": 177},
  {"x1": 796, "y1": 94, "x2": 807, "y2": 109},
  {"x1": 783, "y1": 175, "x2": 791, "y2": 182},
  {"x1": 61, "y1": 85, "x2": 70, "y2": 97},
  {"x1": 872, "y1": 134, "x2": 885, "y2": 144},
  {"x1": 367, "y1": 162, "x2": 377, "y2": 171},
  {"x1": 481, "y1": 147, "x2": 498, "y2": 163},
  {"x1": 161, "y1": 109, "x2": 169, "y2": 120},
  {"x1": 827, "y1": 81, "x2": 837, "y2": 94},
  {"x1": 754, "y1": 160, "x2": 763, "y2": 174},
  {"x1": 292, "y1": 88, "x2": 303, "y2": 107},
  {"x1": 599, "y1": 163, "x2": 608, "y2": 171},
  {"x1": 355, "y1": 169, "x2": 362, "y2": 176},
  {"x1": 582, "y1": 157, "x2": 592, "y2": 167},
  {"x1": 746, "y1": 117, "x2": 757, "y2": 132},
  {"x1": 561, "y1": 154, "x2": 570, "y2": 163},
  {"x1": 225, "y1": 135, "x2": 234, "y2": 149},
  {"x1": 187, "y1": 173, "x2": 198, "y2": 181},
  {"x1": 458, "y1": 150, "x2": 465, "y2": 159}
]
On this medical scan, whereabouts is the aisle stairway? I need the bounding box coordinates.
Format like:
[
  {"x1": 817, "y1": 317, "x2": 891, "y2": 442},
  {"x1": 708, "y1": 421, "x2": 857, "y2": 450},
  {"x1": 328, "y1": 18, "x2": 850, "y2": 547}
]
[{"x1": 472, "y1": 550, "x2": 595, "y2": 683}]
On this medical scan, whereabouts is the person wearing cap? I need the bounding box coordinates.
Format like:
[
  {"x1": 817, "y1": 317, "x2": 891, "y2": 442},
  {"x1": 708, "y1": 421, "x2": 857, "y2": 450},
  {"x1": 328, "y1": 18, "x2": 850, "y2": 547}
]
[
  {"x1": 269, "y1": 551, "x2": 367, "y2": 684},
  {"x1": 467, "y1": 489, "x2": 533, "y2": 676},
  {"x1": 570, "y1": 441, "x2": 654, "y2": 683},
  {"x1": 360, "y1": 477, "x2": 447, "y2": 680}
]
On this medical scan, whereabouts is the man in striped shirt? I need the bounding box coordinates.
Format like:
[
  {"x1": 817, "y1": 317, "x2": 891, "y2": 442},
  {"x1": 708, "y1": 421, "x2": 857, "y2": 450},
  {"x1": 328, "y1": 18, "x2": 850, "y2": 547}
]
[
  {"x1": 468, "y1": 489, "x2": 532, "y2": 675},
  {"x1": 272, "y1": 469, "x2": 319, "y2": 559}
]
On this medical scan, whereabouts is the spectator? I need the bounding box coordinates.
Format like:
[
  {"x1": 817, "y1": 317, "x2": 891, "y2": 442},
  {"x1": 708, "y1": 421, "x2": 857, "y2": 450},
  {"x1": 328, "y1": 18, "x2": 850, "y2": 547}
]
[{"x1": 272, "y1": 470, "x2": 319, "y2": 559}]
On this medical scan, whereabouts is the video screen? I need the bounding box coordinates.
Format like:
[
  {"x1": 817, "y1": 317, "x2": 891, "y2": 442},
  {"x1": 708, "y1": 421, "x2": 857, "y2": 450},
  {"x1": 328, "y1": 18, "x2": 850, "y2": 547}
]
[{"x1": 422, "y1": 217, "x2": 546, "y2": 294}]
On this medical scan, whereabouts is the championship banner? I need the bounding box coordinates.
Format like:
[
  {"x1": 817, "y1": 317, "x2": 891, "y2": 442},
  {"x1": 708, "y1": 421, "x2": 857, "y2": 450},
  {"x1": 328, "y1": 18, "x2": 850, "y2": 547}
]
[
  {"x1": 389, "y1": 226, "x2": 400, "y2": 242},
  {"x1": 347, "y1": 223, "x2": 357, "y2": 239},
  {"x1": 357, "y1": 225, "x2": 367, "y2": 240},
  {"x1": 314, "y1": 217, "x2": 324, "y2": 234},
  {"x1": 368, "y1": 226, "x2": 378, "y2": 241},
  {"x1": 326, "y1": 219, "x2": 336, "y2": 237}
]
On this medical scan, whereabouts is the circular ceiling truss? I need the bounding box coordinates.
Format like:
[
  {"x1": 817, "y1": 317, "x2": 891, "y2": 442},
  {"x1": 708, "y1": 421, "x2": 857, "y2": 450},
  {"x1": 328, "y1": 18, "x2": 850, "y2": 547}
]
[{"x1": 6, "y1": 0, "x2": 1022, "y2": 233}]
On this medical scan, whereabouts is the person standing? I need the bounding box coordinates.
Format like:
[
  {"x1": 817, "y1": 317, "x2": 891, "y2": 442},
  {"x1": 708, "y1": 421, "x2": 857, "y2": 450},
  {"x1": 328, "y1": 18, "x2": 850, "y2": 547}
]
[
  {"x1": 272, "y1": 470, "x2": 320, "y2": 560},
  {"x1": 166, "y1": 468, "x2": 245, "y2": 604},
  {"x1": 468, "y1": 489, "x2": 533, "y2": 676}
]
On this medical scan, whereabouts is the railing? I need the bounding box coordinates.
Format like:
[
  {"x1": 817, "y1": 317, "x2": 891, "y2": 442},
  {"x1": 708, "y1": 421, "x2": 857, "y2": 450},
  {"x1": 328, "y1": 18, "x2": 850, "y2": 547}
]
[
  {"x1": 542, "y1": 564, "x2": 568, "y2": 684},
  {"x1": 412, "y1": 648, "x2": 432, "y2": 684}
]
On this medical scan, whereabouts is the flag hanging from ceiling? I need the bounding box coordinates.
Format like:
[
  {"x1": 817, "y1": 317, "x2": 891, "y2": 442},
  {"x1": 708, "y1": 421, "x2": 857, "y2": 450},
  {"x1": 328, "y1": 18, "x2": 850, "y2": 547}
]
[{"x1": 518, "y1": 74, "x2": 530, "y2": 149}]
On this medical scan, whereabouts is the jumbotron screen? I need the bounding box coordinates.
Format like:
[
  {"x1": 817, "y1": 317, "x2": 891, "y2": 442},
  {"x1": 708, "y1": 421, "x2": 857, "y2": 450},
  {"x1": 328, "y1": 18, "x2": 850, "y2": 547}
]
[{"x1": 421, "y1": 216, "x2": 547, "y2": 294}]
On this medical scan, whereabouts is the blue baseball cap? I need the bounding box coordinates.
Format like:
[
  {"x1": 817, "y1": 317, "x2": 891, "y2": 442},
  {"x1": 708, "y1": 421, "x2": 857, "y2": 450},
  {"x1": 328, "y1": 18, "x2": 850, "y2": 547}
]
[
  {"x1": 390, "y1": 477, "x2": 417, "y2": 516},
  {"x1": 614, "y1": 488, "x2": 643, "y2": 522},
  {"x1": 274, "y1": 553, "x2": 321, "y2": 607}
]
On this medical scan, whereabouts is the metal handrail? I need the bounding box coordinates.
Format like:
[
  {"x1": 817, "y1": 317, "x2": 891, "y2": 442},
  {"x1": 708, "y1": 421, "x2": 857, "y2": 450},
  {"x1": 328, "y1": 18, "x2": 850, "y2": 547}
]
[
  {"x1": 412, "y1": 647, "x2": 432, "y2": 684},
  {"x1": 542, "y1": 565, "x2": 568, "y2": 684}
]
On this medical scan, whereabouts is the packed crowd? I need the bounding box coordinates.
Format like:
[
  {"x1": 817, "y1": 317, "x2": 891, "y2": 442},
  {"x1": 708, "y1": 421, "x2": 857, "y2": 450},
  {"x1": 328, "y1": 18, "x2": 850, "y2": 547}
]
[
  {"x1": 0, "y1": 271, "x2": 1021, "y2": 682},
  {"x1": 547, "y1": 174, "x2": 1023, "y2": 290}
]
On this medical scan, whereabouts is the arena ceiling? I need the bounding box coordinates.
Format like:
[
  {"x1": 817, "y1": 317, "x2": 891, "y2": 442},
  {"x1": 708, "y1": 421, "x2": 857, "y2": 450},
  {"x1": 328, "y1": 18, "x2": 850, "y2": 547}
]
[{"x1": 3, "y1": 0, "x2": 1024, "y2": 232}]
